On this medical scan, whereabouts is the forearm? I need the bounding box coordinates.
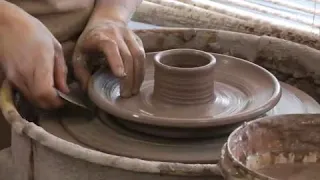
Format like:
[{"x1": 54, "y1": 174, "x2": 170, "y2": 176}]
[{"x1": 89, "y1": 0, "x2": 143, "y2": 24}]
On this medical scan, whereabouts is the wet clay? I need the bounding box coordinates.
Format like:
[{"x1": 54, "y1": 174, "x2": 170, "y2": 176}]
[
  {"x1": 257, "y1": 163, "x2": 320, "y2": 180},
  {"x1": 54, "y1": 108, "x2": 228, "y2": 164},
  {"x1": 267, "y1": 82, "x2": 320, "y2": 115},
  {"x1": 153, "y1": 49, "x2": 216, "y2": 105},
  {"x1": 110, "y1": 81, "x2": 320, "y2": 138},
  {"x1": 88, "y1": 51, "x2": 281, "y2": 129},
  {"x1": 39, "y1": 84, "x2": 320, "y2": 163}
]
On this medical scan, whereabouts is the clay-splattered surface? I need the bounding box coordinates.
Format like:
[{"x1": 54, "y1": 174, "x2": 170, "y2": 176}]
[
  {"x1": 133, "y1": 0, "x2": 320, "y2": 51},
  {"x1": 257, "y1": 163, "x2": 320, "y2": 180},
  {"x1": 224, "y1": 114, "x2": 320, "y2": 179}
]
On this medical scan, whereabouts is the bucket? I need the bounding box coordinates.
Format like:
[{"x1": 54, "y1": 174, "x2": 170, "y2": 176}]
[
  {"x1": 0, "y1": 28, "x2": 319, "y2": 180},
  {"x1": 220, "y1": 114, "x2": 320, "y2": 180}
]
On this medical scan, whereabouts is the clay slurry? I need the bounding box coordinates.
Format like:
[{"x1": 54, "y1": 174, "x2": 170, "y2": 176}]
[{"x1": 257, "y1": 163, "x2": 320, "y2": 180}]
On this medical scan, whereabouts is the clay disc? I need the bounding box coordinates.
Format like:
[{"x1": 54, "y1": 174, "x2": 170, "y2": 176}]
[
  {"x1": 60, "y1": 111, "x2": 226, "y2": 164},
  {"x1": 88, "y1": 53, "x2": 281, "y2": 128},
  {"x1": 99, "y1": 82, "x2": 320, "y2": 138},
  {"x1": 39, "y1": 82, "x2": 320, "y2": 163}
]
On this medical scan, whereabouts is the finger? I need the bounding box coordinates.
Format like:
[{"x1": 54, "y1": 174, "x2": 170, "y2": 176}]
[
  {"x1": 30, "y1": 54, "x2": 64, "y2": 109},
  {"x1": 133, "y1": 33, "x2": 144, "y2": 47},
  {"x1": 116, "y1": 39, "x2": 134, "y2": 98},
  {"x1": 7, "y1": 72, "x2": 33, "y2": 104},
  {"x1": 72, "y1": 50, "x2": 91, "y2": 91},
  {"x1": 33, "y1": 87, "x2": 63, "y2": 109},
  {"x1": 53, "y1": 42, "x2": 69, "y2": 93},
  {"x1": 89, "y1": 33, "x2": 126, "y2": 78},
  {"x1": 8, "y1": 66, "x2": 62, "y2": 109},
  {"x1": 125, "y1": 32, "x2": 146, "y2": 95},
  {"x1": 4, "y1": 64, "x2": 36, "y2": 104}
]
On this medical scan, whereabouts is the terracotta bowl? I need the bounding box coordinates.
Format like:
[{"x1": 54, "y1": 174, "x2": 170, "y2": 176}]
[{"x1": 220, "y1": 114, "x2": 320, "y2": 180}]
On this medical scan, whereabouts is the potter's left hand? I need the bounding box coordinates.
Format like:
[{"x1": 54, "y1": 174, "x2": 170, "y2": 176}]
[{"x1": 72, "y1": 20, "x2": 145, "y2": 98}]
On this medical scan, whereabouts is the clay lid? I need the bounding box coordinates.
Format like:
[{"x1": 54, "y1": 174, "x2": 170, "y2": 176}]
[{"x1": 88, "y1": 49, "x2": 281, "y2": 128}]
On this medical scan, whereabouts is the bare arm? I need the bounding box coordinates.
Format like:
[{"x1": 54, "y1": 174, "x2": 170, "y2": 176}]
[{"x1": 88, "y1": 0, "x2": 143, "y2": 25}]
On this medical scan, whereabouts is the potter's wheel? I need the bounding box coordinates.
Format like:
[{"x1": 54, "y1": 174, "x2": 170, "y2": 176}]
[
  {"x1": 39, "y1": 49, "x2": 320, "y2": 163},
  {"x1": 40, "y1": 82, "x2": 320, "y2": 163},
  {"x1": 88, "y1": 51, "x2": 281, "y2": 128}
]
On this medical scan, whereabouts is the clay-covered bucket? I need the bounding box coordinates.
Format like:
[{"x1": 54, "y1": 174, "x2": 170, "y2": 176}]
[
  {"x1": 0, "y1": 28, "x2": 319, "y2": 180},
  {"x1": 220, "y1": 114, "x2": 320, "y2": 180}
]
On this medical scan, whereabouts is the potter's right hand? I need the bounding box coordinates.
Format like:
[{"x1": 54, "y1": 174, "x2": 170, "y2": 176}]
[{"x1": 0, "y1": 3, "x2": 69, "y2": 109}]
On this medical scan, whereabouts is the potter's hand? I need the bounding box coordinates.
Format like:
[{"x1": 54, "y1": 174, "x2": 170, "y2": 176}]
[
  {"x1": 0, "y1": 3, "x2": 69, "y2": 109},
  {"x1": 72, "y1": 20, "x2": 145, "y2": 98}
]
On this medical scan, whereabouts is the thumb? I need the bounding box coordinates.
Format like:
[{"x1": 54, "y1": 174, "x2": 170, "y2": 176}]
[
  {"x1": 72, "y1": 48, "x2": 90, "y2": 91},
  {"x1": 54, "y1": 43, "x2": 69, "y2": 93}
]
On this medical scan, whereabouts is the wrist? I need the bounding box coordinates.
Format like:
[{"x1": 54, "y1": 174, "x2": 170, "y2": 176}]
[{"x1": 88, "y1": 6, "x2": 130, "y2": 26}]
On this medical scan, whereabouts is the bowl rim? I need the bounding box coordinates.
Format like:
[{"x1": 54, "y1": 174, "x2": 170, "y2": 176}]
[{"x1": 226, "y1": 113, "x2": 320, "y2": 179}]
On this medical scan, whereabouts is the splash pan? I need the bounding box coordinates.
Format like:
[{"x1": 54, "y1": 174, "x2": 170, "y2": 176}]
[{"x1": 44, "y1": 85, "x2": 320, "y2": 163}]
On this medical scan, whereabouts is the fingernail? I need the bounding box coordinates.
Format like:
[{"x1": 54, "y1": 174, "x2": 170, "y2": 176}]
[
  {"x1": 120, "y1": 91, "x2": 131, "y2": 98},
  {"x1": 64, "y1": 86, "x2": 70, "y2": 93},
  {"x1": 132, "y1": 89, "x2": 140, "y2": 95},
  {"x1": 118, "y1": 67, "x2": 127, "y2": 77}
]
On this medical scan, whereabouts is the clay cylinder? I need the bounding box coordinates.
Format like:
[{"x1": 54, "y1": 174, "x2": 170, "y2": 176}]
[{"x1": 153, "y1": 49, "x2": 216, "y2": 105}]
